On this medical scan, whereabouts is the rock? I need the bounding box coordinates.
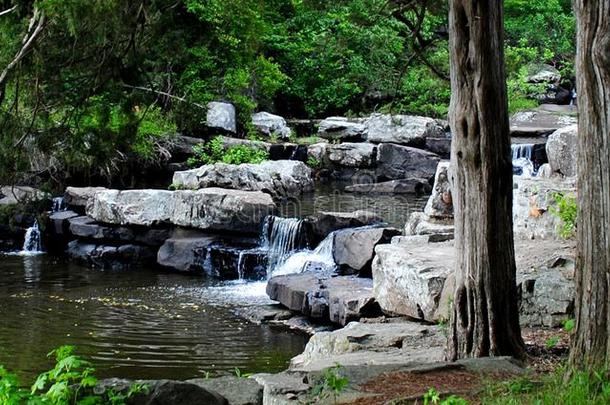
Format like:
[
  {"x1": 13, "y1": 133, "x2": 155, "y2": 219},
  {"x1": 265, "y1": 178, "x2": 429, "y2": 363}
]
[
  {"x1": 48, "y1": 210, "x2": 79, "y2": 237},
  {"x1": 423, "y1": 162, "x2": 453, "y2": 219},
  {"x1": 425, "y1": 137, "x2": 451, "y2": 159},
  {"x1": 67, "y1": 240, "x2": 157, "y2": 269},
  {"x1": 518, "y1": 257, "x2": 575, "y2": 327},
  {"x1": 404, "y1": 212, "x2": 454, "y2": 237},
  {"x1": 172, "y1": 161, "x2": 313, "y2": 199},
  {"x1": 87, "y1": 188, "x2": 276, "y2": 233},
  {"x1": 64, "y1": 187, "x2": 107, "y2": 210},
  {"x1": 364, "y1": 114, "x2": 444, "y2": 146},
  {"x1": 157, "y1": 229, "x2": 261, "y2": 279},
  {"x1": 266, "y1": 273, "x2": 382, "y2": 325},
  {"x1": 218, "y1": 135, "x2": 271, "y2": 151},
  {"x1": 234, "y1": 304, "x2": 294, "y2": 325},
  {"x1": 0, "y1": 186, "x2": 49, "y2": 205},
  {"x1": 317, "y1": 117, "x2": 366, "y2": 142},
  {"x1": 376, "y1": 143, "x2": 440, "y2": 181},
  {"x1": 525, "y1": 63, "x2": 561, "y2": 84},
  {"x1": 252, "y1": 111, "x2": 291, "y2": 139},
  {"x1": 207, "y1": 101, "x2": 236, "y2": 134},
  {"x1": 344, "y1": 178, "x2": 432, "y2": 195},
  {"x1": 217, "y1": 136, "x2": 303, "y2": 161},
  {"x1": 513, "y1": 176, "x2": 577, "y2": 240},
  {"x1": 326, "y1": 142, "x2": 377, "y2": 168},
  {"x1": 305, "y1": 210, "x2": 383, "y2": 246},
  {"x1": 69, "y1": 216, "x2": 170, "y2": 246},
  {"x1": 372, "y1": 241, "x2": 454, "y2": 322},
  {"x1": 546, "y1": 124, "x2": 578, "y2": 177},
  {"x1": 285, "y1": 118, "x2": 320, "y2": 138},
  {"x1": 306, "y1": 142, "x2": 329, "y2": 163},
  {"x1": 188, "y1": 376, "x2": 263, "y2": 405},
  {"x1": 510, "y1": 104, "x2": 577, "y2": 137},
  {"x1": 333, "y1": 227, "x2": 401, "y2": 276},
  {"x1": 290, "y1": 321, "x2": 444, "y2": 372},
  {"x1": 96, "y1": 378, "x2": 228, "y2": 405}
]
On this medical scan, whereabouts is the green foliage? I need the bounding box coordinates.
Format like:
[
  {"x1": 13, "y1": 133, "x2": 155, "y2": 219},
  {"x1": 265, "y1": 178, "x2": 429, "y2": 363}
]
[
  {"x1": 233, "y1": 367, "x2": 252, "y2": 379},
  {"x1": 306, "y1": 157, "x2": 322, "y2": 170},
  {"x1": 308, "y1": 364, "x2": 349, "y2": 404},
  {"x1": 0, "y1": 346, "x2": 148, "y2": 404},
  {"x1": 550, "y1": 192, "x2": 578, "y2": 238},
  {"x1": 423, "y1": 388, "x2": 468, "y2": 405},
  {"x1": 483, "y1": 367, "x2": 610, "y2": 405},
  {"x1": 187, "y1": 136, "x2": 269, "y2": 167},
  {"x1": 563, "y1": 318, "x2": 575, "y2": 333},
  {"x1": 545, "y1": 336, "x2": 560, "y2": 349}
]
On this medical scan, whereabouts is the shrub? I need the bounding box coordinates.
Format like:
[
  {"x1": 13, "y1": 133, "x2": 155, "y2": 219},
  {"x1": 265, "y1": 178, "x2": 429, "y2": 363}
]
[
  {"x1": 187, "y1": 136, "x2": 269, "y2": 167},
  {"x1": 550, "y1": 192, "x2": 578, "y2": 238}
]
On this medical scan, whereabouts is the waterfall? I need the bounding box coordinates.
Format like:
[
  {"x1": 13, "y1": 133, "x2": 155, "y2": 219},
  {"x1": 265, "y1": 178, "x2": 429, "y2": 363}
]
[
  {"x1": 270, "y1": 230, "x2": 336, "y2": 278},
  {"x1": 22, "y1": 220, "x2": 43, "y2": 254},
  {"x1": 511, "y1": 143, "x2": 536, "y2": 177},
  {"x1": 511, "y1": 143, "x2": 534, "y2": 161},
  {"x1": 52, "y1": 197, "x2": 66, "y2": 212},
  {"x1": 261, "y1": 216, "x2": 306, "y2": 275}
]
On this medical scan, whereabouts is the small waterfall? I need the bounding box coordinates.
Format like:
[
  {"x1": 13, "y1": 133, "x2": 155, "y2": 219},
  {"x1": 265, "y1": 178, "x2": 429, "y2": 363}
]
[
  {"x1": 261, "y1": 216, "x2": 307, "y2": 275},
  {"x1": 22, "y1": 220, "x2": 43, "y2": 254},
  {"x1": 52, "y1": 197, "x2": 66, "y2": 212},
  {"x1": 511, "y1": 143, "x2": 536, "y2": 177},
  {"x1": 511, "y1": 143, "x2": 534, "y2": 161},
  {"x1": 270, "y1": 230, "x2": 337, "y2": 278}
]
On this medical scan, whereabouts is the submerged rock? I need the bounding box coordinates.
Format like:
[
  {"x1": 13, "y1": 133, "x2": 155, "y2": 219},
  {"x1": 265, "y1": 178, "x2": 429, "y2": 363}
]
[
  {"x1": 172, "y1": 160, "x2": 313, "y2": 199},
  {"x1": 87, "y1": 188, "x2": 276, "y2": 233}
]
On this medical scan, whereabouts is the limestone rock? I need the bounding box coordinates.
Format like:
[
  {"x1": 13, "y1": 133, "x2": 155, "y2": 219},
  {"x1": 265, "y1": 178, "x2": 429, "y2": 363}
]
[
  {"x1": 510, "y1": 104, "x2": 577, "y2": 137},
  {"x1": 365, "y1": 114, "x2": 444, "y2": 146},
  {"x1": 425, "y1": 137, "x2": 451, "y2": 159},
  {"x1": 404, "y1": 212, "x2": 454, "y2": 237},
  {"x1": 423, "y1": 162, "x2": 453, "y2": 219},
  {"x1": 376, "y1": 143, "x2": 440, "y2": 181},
  {"x1": 317, "y1": 117, "x2": 366, "y2": 142},
  {"x1": 188, "y1": 376, "x2": 263, "y2": 405},
  {"x1": 172, "y1": 160, "x2": 314, "y2": 199},
  {"x1": 69, "y1": 216, "x2": 170, "y2": 246},
  {"x1": 305, "y1": 210, "x2": 383, "y2": 245},
  {"x1": 87, "y1": 188, "x2": 276, "y2": 233},
  {"x1": 64, "y1": 187, "x2": 108, "y2": 210},
  {"x1": 333, "y1": 227, "x2": 401, "y2": 276},
  {"x1": 252, "y1": 111, "x2": 291, "y2": 139},
  {"x1": 207, "y1": 101, "x2": 236, "y2": 134},
  {"x1": 546, "y1": 124, "x2": 578, "y2": 177},
  {"x1": 67, "y1": 240, "x2": 157, "y2": 270},
  {"x1": 326, "y1": 142, "x2": 376, "y2": 168}
]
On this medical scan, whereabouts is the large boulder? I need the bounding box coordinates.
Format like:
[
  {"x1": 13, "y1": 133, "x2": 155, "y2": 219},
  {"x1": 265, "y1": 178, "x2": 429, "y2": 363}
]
[
  {"x1": 326, "y1": 142, "x2": 377, "y2": 168},
  {"x1": 266, "y1": 273, "x2": 381, "y2": 325},
  {"x1": 510, "y1": 104, "x2": 577, "y2": 137},
  {"x1": 344, "y1": 178, "x2": 432, "y2": 195},
  {"x1": 372, "y1": 240, "x2": 454, "y2": 322},
  {"x1": 333, "y1": 227, "x2": 401, "y2": 276},
  {"x1": 317, "y1": 117, "x2": 366, "y2": 142},
  {"x1": 172, "y1": 160, "x2": 314, "y2": 199},
  {"x1": 87, "y1": 188, "x2": 276, "y2": 233},
  {"x1": 376, "y1": 143, "x2": 440, "y2": 181},
  {"x1": 64, "y1": 187, "x2": 108, "y2": 210},
  {"x1": 206, "y1": 102, "x2": 236, "y2": 134},
  {"x1": 251, "y1": 111, "x2": 291, "y2": 139},
  {"x1": 188, "y1": 376, "x2": 262, "y2": 405},
  {"x1": 424, "y1": 162, "x2": 453, "y2": 219},
  {"x1": 525, "y1": 63, "x2": 561, "y2": 84},
  {"x1": 364, "y1": 114, "x2": 444, "y2": 146},
  {"x1": 305, "y1": 210, "x2": 383, "y2": 246},
  {"x1": 546, "y1": 124, "x2": 578, "y2": 177},
  {"x1": 513, "y1": 177, "x2": 577, "y2": 240}
]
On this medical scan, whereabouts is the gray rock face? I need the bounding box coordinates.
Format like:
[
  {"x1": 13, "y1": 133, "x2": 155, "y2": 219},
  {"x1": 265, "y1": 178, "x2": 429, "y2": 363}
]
[
  {"x1": 67, "y1": 240, "x2": 157, "y2": 269},
  {"x1": 345, "y1": 178, "x2": 431, "y2": 194},
  {"x1": 0, "y1": 186, "x2": 49, "y2": 205},
  {"x1": 251, "y1": 111, "x2": 291, "y2": 139},
  {"x1": 546, "y1": 124, "x2": 578, "y2": 177},
  {"x1": 48, "y1": 210, "x2": 79, "y2": 237},
  {"x1": 333, "y1": 227, "x2": 401, "y2": 276},
  {"x1": 425, "y1": 137, "x2": 451, "y2": 159},
  {"x1": 317, "y1": 117, "x2": 366, "y2": 141},
  {"x1": 266, "y1": 274, "x2": 381, "y2": 325},
  {"x1": 290, "y1": 321, "x2": 444, "y2": 372},
  {"x1": 424, "y1": 162, "x2": 453, "y2": 219},
  {"x1": 188, "y1": 376, "x2": 263, "y2": 405},
  {"x1": 518, "y1": 256, "x2": 575, "y2": 327},
  {"x1": 404, "y1": 212, "x2": 454, "y2": 237},
  {"x1": 376, "y1": 143, "x2": 440, "y2": 181},
  {"x1": 96, "y1": 378, "x2": 228, "y2": 405},
  {"x1": 510, "y1": 104, "x2": 577, "y2": 137},
  {"x1": 513, "y1": 177, "x2": 577, "y2": 240},
  {"x1": 305, "y1": 210, "x2": 383, "y2": 245},
  {"x1": 306, "y1": 142, "x2": 329, "y2": 163},
  {"x1": 206, "y1": 101, "x2": 236, "y2": 134},
  {"x1": 326, "y1": 142, "x2": 377, "y2": 168},
  {"x1": 69, "y1": 216, "x2": 170, "y2": 246},
  {"x1": 372, "y1": 241, "x2": 454, "y2": 322},
  {"x1": 64, "y1": 187, "x2": 108, "y2": 210},
  {"x1": 87, "y1": 188, "x2": 276, "y2": 233},
  {"x1": 526, "y1": 63, "x2": 561, "y2": 84},
  {"x1": 365, "y1": 114, "x2": 444, "y2": 146},
  {"x1": 172, "y1": 160, "x2": 314, "y2": 199}
]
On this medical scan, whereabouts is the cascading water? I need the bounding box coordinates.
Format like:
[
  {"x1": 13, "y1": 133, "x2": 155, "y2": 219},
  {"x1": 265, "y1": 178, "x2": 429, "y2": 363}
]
[
  {"x1": 261, "y1": 216, "x2": 307, "y2": 275},
  {"x1": 52, "y1": 197, "x2": 66, "y2": 212},
  {"x1": 271, "y1": 231, "x2": 336, "y2": 277},
  {"x1": 21, "y1": 220, "x2": 43, "y2": 254},
  {"x1": 511, "y1": 143, "x2": 535, "y2": 177}
]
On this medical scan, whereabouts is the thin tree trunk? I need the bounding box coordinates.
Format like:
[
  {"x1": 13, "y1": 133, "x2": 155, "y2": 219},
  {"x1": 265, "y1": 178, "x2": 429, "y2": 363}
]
[
  {"x1": 447, "y1": 0, "x2": 525, "y2": 360},
  {"x1": 568, "y1": 0, "x2": 610, "y2": 372}
]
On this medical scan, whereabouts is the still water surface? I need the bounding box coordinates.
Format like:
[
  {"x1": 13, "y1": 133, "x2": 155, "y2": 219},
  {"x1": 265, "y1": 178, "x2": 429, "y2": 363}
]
[{"x1": 0, "y1": 254, "x2": 307, "y2": 381}]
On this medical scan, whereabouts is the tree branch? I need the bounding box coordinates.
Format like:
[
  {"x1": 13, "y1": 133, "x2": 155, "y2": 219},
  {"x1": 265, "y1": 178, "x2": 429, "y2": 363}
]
[
  {"x1": 0, "y1": 5, "x2": 17, "y2": 17},
  {"x1": 122, "y1": 84, "x2": 205, "y2": 109}
]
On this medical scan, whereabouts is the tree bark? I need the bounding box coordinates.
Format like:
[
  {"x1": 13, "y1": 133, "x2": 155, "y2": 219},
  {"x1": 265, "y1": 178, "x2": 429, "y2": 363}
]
[
  {"x1": 447, "y1": 0, "x2": 525, "y2": 360},
  {"x1": 568, "y1": 0, "x2": 610, "y2": 372}
]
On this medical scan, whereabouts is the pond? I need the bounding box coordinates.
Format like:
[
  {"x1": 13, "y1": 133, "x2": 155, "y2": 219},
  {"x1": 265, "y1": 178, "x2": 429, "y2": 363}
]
[{"x1": 0, "y1": 254, "x2": 307, "y2": 382}]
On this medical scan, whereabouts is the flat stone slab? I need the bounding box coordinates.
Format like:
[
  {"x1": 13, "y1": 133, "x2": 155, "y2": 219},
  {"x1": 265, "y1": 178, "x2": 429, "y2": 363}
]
[
  {"x1": 69, "y1": 216, "x2": 170, "y2": 246},
  {"x1": 266, "y1": 274, "x2": 381, "y2": 326},
  {"x1": 87, "y1": 188, "x2": 276, "y2": 233},
  {"x1": 510, "y1": 104, "x2": 577, "y2": 137},
  {"x1": 64, "y1": 187, "x2": 107, "y2": 209}
]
